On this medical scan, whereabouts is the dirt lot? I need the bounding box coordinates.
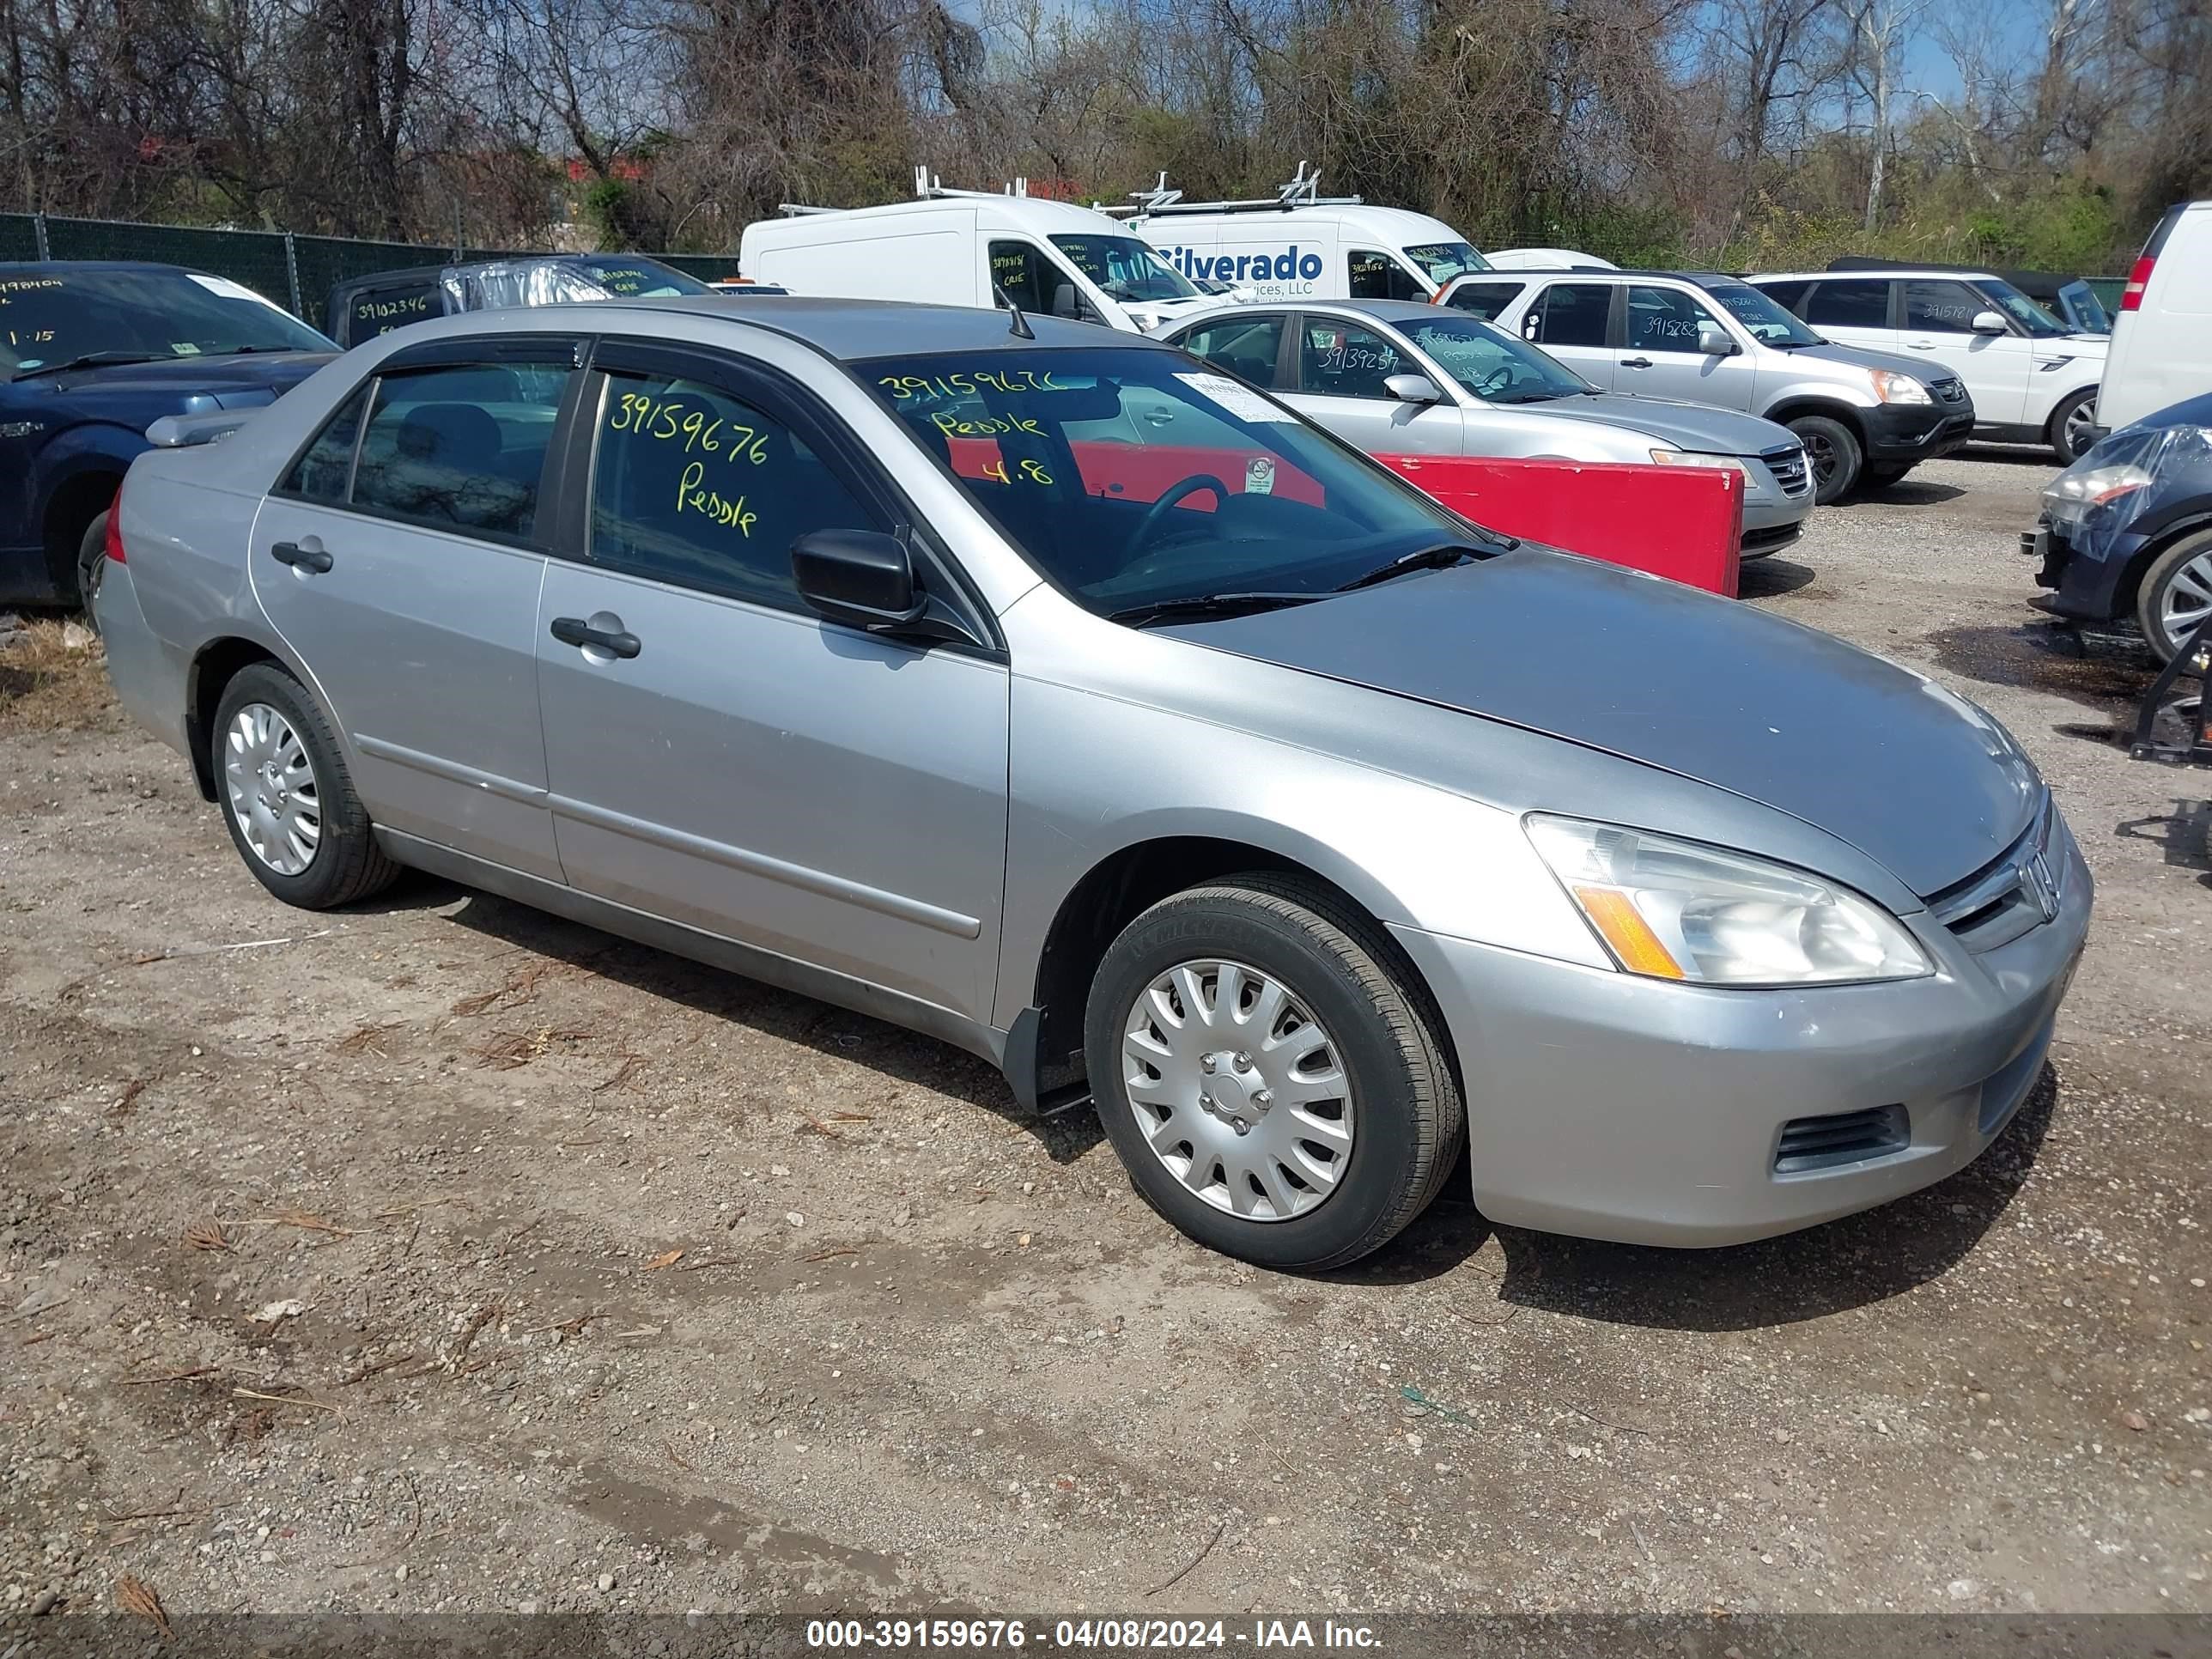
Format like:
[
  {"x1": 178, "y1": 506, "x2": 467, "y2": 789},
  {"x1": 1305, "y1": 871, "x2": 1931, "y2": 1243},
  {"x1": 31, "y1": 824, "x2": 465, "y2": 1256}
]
[{"x1": 3, "y1": 447, "x2": 2209, "y2": 1627}]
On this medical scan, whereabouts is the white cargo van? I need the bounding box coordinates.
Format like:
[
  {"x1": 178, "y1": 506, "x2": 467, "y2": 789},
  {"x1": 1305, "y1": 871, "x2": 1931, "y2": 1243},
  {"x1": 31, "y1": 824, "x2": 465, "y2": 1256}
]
[
  {"x1": 2097, "y1": 201, "x2": 2212, "y2": 433},
  {"x1": 1112, "y1": 168, "x2": 1490, "y2": 304},
  {"x1": 738, "y1": 171, "x2": 1221, "y2": 335}
]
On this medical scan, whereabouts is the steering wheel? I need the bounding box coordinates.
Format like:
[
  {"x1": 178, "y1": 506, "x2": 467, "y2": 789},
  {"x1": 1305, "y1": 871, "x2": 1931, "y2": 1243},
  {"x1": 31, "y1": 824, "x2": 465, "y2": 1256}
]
[{"x1": 1123, "y1": 473, "x2": 1232, "y2": 564}]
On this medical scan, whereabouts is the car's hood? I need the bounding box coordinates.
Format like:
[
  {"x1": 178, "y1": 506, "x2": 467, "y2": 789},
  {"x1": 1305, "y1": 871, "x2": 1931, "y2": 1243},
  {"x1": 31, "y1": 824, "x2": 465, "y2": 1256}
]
[
  {"x1": 1520, "y1": 392, "x2": 1796, "y2": 456},
  {"x1": 31, "y1": 351, "x2": 332, "y2": 405},
  {"x1": 1163, "y1": 550, "x2": 2042, "y2": 898},
  {"x1": 1791, "y1": 339, "x2": 1952, "y2": 380}
]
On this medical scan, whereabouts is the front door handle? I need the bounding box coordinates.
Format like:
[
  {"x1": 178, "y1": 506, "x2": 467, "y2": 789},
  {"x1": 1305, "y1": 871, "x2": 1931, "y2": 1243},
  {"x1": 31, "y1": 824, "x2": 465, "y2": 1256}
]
[
  {"x1": 1620, "y1": 356, "x2": 1653, "y2": 369},
  {"x1": 550, "y1": 616, "x2": 641, "y2": 659},
  {"x1": 270, "y1": 540, "x2": 333, "y2": 573}
]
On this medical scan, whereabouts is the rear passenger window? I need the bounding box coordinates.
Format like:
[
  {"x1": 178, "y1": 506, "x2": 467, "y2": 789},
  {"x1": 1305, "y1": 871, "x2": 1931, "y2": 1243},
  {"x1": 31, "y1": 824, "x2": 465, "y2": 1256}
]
[
  {"x1": 351, "y1": 362, "x2": 569, "y2": 538},
  {"x1": 1347, "y1": 250, "x2": 1424, "y2": 301},
  {"x1": 1443, "y1": 282, "x2": 1525, "y2": 320},
  {"x1": 1526, "y1": 283, "x2": 1612, "y2": 348},
  {"x1": 588, "y1": 371, "x2": 879, "y2": 608},
  {"x1": 1179, "y1": 315, "x2": 1286, "y2": 389},
  {"x1": 1804, "y1": 280, "x2": 1890, "y2": 329},
  {"x1": 282, "y1": 387, "x2": 368, "y2": 501}
]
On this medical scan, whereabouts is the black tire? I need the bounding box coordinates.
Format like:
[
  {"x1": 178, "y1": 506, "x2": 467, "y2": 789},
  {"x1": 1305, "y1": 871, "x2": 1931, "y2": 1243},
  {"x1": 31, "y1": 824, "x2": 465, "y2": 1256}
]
[
  {"x1": 210, "y1": 662, "x2": 401, "y2": 909},
  {"x1": 1788, "y1": 414, "x2": 1863, "y2": 505},
  {"x1": 2136, "y1": 529, "x2": 2212, "y2": 663},
  {"x1": 1859, "y1": 462, "x2": 1912, "y2": 490},
  {"x1": 2048, "y1": 387, "x2": 2098, "y2": 466},
  {"x1": 75, "y1": 512, "x2": 108, "y2": 628},
  {"x1": 1084, "y1": 873, "x2": 1465, "y2": 1272}
]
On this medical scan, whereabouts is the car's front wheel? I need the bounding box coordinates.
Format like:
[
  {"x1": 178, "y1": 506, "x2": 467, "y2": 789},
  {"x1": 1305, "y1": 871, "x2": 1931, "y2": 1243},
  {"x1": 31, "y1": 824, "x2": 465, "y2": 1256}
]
[
  {"x1": 211, "y1": 663, "x2": 401, "y2": 909},
  {"x1": 1788, "y1": 414, "x2": 1863, "y2": 505},
  {"x1": 2137, "y1": 528, "x2": 2212, "y2": 662},
  {"x1": 1084, "y1": 874, "x2": 1464, "y2": 1271},
  {"x1": 75, "y1": 512, "x2": 109, "y2": 628}
]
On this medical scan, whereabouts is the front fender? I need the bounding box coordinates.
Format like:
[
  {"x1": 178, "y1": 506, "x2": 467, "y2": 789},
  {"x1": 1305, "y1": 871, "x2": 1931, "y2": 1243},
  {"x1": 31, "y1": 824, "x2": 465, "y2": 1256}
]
[{"x1": 993, "y1": 674, "x2": 1611, "y2": 1031}]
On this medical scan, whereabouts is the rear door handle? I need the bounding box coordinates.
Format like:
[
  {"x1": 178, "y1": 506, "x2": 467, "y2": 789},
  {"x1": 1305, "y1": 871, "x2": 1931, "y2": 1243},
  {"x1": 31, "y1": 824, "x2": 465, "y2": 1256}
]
[
  {"x1": 270, "y1": 540, "x2": 333, "y2": 573},
  {"x1": 1620, "y1": 356, "x2": 1653, "y2": 369},
  {"x1": 550, "y1": 616, "x2": 641, "y2": 659}
]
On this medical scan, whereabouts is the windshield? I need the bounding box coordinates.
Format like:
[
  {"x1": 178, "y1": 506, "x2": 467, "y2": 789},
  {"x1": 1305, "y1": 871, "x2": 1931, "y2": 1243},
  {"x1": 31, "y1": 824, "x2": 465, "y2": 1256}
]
[
  {"x1": 861, "y1": 347, "x2": 1486, "y2": 617},
  {"x1": 1403, "y1": 241, "x2": 1491, "y2": 283},
  {"x1": 1704, "y1": 282, "x2": 1822, "y2": 347},
  {"x1": 1049, "y1": 235, "x2": 1200, "y2": 303},
  {"x1": 573, "y1": 258, "x2": 709, "y2": 298},
  {"x1": 1976, "y1": 279, "x2": 2066, "y2": 337},
  {"x1": 0, "y1": 267, "x2": 332, "y2": 373},
  {"x1": 1398, "y1": 314, "x2": 1591, "y2": 402}
]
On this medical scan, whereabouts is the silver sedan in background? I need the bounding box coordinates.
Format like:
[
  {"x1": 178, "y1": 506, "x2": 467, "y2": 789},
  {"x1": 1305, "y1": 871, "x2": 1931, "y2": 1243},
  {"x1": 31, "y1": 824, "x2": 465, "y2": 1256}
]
[
  {"x1": 96, "y1": 297, "x2": 2085, "y2": 1271},
  {"x1": 1164, "y1": 299, "x2": 1816, "y2": 556}
]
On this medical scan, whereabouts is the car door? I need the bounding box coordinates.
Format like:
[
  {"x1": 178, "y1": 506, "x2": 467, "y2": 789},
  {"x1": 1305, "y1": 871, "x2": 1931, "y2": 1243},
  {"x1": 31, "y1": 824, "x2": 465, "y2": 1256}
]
[
  {"x1": 1285, "y1": 313, "x2": 1464, "y2": 456},
  {"x1": 532, "y1": 337, "x2": 1011, "y2": 1021},
  {"x1": 1796, "y1": 277, "x2": 1894, "y2": 356},
  {"x1": 1156, "y1": 311, "x2": 1292, "y2": 444},
  {"x1": 250, "y1": 337, "x2": 577, "y2": 881},
  {"x1": 1898, "y1": 278, "x2": 2033, "y2": 425},
  {"x1": 1516, "y1": 281, "x2": 1618, "y2": 389},
  {"x1": 1616, "y1": 283, "x2": 1759, "y2": 410}
]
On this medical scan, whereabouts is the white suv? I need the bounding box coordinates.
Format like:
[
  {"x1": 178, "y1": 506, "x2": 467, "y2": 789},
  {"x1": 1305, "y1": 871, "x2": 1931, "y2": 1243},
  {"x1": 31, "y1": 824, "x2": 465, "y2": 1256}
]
[{"x1": 1746, "y1": 269, "x2": 2106, "y2": 463}]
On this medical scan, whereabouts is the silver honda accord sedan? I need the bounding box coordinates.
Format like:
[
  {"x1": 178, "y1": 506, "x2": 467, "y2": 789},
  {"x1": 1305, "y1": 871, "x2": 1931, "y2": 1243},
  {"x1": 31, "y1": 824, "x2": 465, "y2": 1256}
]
[{"x1": 95, "y1": 296, "x2": 2090, "y2": 1271}]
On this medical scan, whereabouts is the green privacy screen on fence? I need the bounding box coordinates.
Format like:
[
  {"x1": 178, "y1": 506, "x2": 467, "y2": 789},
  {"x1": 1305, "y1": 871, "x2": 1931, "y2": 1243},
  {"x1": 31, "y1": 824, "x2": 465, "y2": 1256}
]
[{"x1": 0, "y1": 213, "x2": 747, "y2": 324}]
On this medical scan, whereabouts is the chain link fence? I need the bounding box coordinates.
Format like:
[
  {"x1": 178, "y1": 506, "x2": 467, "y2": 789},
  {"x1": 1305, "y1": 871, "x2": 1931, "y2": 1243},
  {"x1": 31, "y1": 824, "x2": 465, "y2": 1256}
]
[{"x1": 1, "y1": 212, "x2": 744, "y2": 328}]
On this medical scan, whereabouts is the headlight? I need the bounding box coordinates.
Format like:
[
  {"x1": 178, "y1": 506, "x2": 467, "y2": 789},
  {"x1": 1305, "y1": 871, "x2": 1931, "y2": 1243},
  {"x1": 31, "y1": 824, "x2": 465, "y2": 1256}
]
[
  {"x1": 2041, "y1": 461, "x2": 2154, "y2": 525},
  {"x1": 1523, "y1": 817, "x2": 1933, "y2": 987},
  {"x1": 1648, "y1": 449, "x2": 1747, "y2": 474},
  {"x1": 1870, "y1": 369, "x2": 1932, "y2": 404}
]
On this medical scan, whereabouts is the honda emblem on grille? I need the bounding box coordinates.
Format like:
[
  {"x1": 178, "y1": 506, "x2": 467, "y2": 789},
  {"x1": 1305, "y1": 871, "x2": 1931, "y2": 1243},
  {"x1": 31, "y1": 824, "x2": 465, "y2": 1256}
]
[{"x1": 2023, "y1": 852, "x2": 2060, "y2": 922}]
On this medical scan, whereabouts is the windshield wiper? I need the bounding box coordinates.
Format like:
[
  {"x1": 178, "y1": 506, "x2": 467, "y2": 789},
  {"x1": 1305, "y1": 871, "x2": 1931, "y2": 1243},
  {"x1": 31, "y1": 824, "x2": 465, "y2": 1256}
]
[
  {"x1": 1106, "y1": 592, "x2": 1325, "y2": 629},
  {"x1": 1335, "y1": 537, "x2": 1510, "y2": 592},
  {"x1": 11, "y1": 349, "x2": 169, "y2": 381}
]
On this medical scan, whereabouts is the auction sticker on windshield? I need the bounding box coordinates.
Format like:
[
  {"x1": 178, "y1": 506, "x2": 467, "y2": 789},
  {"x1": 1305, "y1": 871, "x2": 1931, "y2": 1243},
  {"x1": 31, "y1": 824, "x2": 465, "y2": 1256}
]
[{"x1": 1175, "y1": 372, "x2": 1295, "y2": 423}]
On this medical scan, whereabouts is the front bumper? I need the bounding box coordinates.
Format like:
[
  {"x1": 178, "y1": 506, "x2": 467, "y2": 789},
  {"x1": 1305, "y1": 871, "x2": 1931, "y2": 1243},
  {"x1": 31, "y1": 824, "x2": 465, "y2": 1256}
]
[
  {"x1": 1862, "y1": 399, "x2": 1975, "y2": 463},
  {"x1": 2022, "y1": 515, "x2": 2147, "y2": 624},
  {"x1": 1389, "y1": 811, "x2": 2092, "y2": 1247}
]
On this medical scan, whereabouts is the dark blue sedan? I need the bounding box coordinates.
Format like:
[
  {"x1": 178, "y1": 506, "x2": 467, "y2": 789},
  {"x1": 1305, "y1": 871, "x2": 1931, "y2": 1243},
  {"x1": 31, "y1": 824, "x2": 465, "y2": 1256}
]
[{"x1": 0, "y1": 262, "x2": 334, "y2": 609}]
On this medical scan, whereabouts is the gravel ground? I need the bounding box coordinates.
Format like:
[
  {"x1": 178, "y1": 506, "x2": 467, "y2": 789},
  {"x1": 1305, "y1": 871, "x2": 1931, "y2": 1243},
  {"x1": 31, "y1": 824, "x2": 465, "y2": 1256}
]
[{"x1": 1, "y1": 445, "x2": 2208, "y2": 1629}]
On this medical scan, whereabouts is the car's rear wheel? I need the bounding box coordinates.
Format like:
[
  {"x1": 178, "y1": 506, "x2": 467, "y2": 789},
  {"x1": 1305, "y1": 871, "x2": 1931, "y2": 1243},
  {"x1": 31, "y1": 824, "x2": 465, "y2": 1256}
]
[
  {"x1": 2137, "y1": 529, "x2": 2212, "y2": 662},
  {"x1": 2050, "y1": 388, "x2": 2098, "y2": 466},
  {"x1": 75, "y1": 512, "x2": 109, "y2": 629},
  {"x1": 1084, "y1": 874, "x2": 1463, "y2": 1272},
  {"x1": 211, "y1": 663, "x2": 401, "y2": 908},
  {"x1": 1788, "y1": 414, "x2": 1863, "y2": 505}
]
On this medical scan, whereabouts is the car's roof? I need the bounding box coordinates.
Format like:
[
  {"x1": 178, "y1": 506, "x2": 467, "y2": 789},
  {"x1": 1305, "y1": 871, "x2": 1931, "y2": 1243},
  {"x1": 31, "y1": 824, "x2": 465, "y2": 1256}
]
[
  {"x1": 412, "y1": 294, "x2": 1180, "y2": 360},
  {"x1": 0, "y1": 260, "x2": 204, "y2": 276},
  {"x1": 1443, "y1": 268, "x2": 1743, "y2": 286},
  {"x1": 1751, "y1": 268, "x2": 2002, "y2": 282}
]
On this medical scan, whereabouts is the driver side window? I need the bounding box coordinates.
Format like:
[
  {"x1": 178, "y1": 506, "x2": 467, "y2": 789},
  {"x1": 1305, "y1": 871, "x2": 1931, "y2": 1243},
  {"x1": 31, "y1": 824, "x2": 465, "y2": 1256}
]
[
  {"x1": 1626, "y1": 286, "x2": 1725, "y2": 353},
  {"x1": 1298, "y1": 319, "x2": 1404, "y2": 400}
]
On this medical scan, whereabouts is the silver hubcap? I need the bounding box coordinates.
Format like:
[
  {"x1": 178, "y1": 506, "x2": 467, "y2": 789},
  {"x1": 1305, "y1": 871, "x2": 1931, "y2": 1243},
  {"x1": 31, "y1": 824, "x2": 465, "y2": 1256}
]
[
  {"x1": 2064, "y1": 397, "x2": 2096, "y2": 455},
  {"x1": 2160, "y1": 551, "x2": 2212, "y2": 652},
  {"x1": 1120, "y1": 959, "x2": 1354, "y2": 1222},
  {"x1": 223, "y1": 703, "x2": 321, "y2": 876}
]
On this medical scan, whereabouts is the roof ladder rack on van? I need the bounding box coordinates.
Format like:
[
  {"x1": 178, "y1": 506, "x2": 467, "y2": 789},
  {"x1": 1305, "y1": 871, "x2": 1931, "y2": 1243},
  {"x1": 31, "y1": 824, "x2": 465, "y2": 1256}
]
[
  {"x1": 1103, "y1": 162, "x2": 1364, "y2": 222},
  {"x1": 777, "y1": 167, "x2": 1036, "y2": 216}
]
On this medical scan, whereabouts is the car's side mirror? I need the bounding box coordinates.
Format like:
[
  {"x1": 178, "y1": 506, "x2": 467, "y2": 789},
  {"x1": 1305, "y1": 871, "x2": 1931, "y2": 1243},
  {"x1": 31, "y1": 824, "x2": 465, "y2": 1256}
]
[
  {"x1": 1696, "y1": 325, "x2": 1740, "y2": 356},
  {"x1": 791, "y1": 529, "x2": 927, "y2": 631},
  {"x1": 1384, "y1": 372, "x2": 1445, "y2": 405},
  {"x1": 1971, "y1": 310, "x2": 2008, "y2": 335}
]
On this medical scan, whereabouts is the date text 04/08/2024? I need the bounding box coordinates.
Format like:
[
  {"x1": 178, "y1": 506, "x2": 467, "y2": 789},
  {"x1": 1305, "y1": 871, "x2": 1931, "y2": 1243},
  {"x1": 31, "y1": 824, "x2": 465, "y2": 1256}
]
[{"x1": 803, "y1": 1619, "x2": 1383, "y2": 1650}]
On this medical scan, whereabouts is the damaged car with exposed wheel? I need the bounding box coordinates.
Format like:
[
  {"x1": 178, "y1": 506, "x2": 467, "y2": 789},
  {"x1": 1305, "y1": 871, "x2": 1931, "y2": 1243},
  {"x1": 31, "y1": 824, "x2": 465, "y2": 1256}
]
[{"x1": 96, "y1": 296, "x2": 2090, "y2": 1270}]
